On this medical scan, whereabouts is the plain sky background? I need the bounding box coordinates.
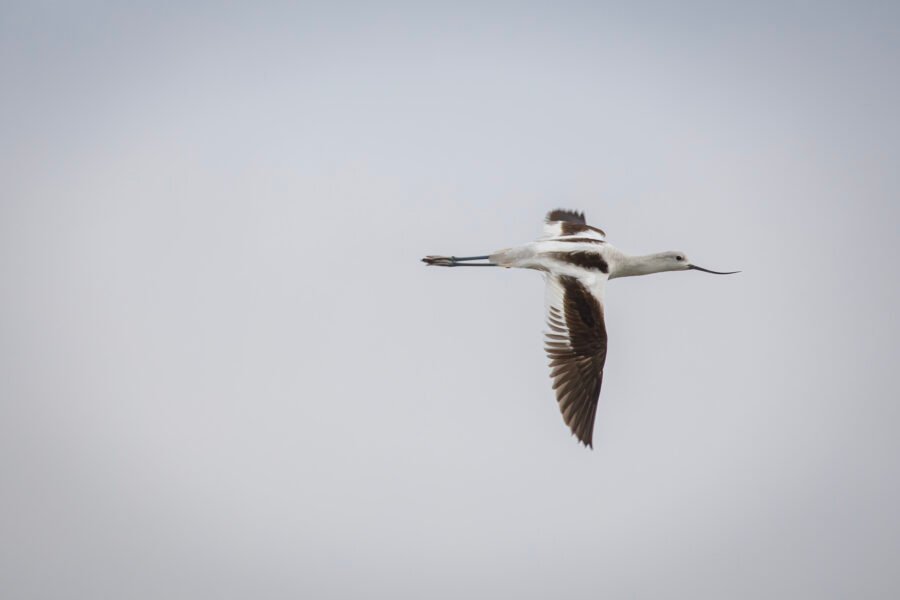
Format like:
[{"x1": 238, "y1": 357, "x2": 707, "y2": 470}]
[{"x1": 2, "y1": 1, "x2": 899, "y2": 598}]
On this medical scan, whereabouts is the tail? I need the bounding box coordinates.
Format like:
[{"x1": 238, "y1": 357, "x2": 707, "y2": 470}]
[{"x1": 421, "y1": 255, "x2": 496, "y2": 267}]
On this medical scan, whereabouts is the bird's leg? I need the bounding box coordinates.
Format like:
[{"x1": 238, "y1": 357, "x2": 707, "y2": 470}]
[
  {"x1": 449, "y1": 255, "x2": 491, "y2": 262},
  {"x1": 422, "y1": 255, "x2": 496, "y2": 267}
]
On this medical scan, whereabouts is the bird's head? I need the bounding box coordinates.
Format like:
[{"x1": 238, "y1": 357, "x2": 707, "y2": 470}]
[{"x1": 657, "y1": 251, "x2": 740, "y2": 275}]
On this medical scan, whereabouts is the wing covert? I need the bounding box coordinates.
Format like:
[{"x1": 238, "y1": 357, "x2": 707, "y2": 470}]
[{"x1": 542, "y1": 209, "x2": 606, "y2": 241}]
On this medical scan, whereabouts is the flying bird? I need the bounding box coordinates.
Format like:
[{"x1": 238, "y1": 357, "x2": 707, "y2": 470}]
[{"x1": 422, "y1": 209, "x2": 738, "y2": 448}]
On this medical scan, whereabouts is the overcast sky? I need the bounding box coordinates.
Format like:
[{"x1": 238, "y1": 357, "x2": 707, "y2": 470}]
[{"x1": 2, "y1": 1, "x2": 899, "y2": 598}]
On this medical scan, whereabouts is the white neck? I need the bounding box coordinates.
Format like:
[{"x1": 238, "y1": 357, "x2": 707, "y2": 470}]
[{"x1": 609, "y1": 252, "x2": 673, "y2": 279}]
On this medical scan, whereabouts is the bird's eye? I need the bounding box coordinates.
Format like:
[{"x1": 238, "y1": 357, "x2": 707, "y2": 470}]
[{"x1": 675, "y1": 255, "x2": 684, "y2": 261}]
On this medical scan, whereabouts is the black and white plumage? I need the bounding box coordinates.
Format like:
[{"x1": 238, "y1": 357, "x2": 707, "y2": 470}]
[{"x1": 423, "y1": 209, "x2": 738, "y2": 448}]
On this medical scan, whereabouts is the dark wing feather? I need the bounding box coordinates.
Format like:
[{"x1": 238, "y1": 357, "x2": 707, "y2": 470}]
[
  {"x1": 545, "y1": 209, "x2": 586, "y2": 224},
  {"x1": 545, "y1": 275, "x2": 608, "y2": 448}
]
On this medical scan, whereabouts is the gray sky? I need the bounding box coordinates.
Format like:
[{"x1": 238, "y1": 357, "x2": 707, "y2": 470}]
[{"x1": 2, "y1": 1, "x2": 899, "y2": 598}]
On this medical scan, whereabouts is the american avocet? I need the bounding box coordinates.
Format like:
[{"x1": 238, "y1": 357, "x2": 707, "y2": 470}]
[{"x1": 423, "y1": 209, "x2": 738, "y2": 448}]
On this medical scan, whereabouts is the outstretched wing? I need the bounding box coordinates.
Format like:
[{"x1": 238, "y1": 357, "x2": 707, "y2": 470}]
[
  {"x1": 542, "y1": 209, "x2": 606, "y2": 241},
  {"x1": 544, "y1": 273, "x2": 608, "y2": 448}
]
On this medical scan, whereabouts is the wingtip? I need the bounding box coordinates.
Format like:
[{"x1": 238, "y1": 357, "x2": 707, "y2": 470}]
[
  {"x1": 571, "y1": 431, "x2": 594, "y2": 450},
  {"x1": 545, "y1": 209, "x2": 586, "y2": 224}
]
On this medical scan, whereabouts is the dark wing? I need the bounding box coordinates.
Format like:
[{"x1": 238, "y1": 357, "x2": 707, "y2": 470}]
[
  {"x1": 542, "y1": 209, "x2": 606, "y2": 240},
  {"x1": 545, "y1": 209, "x2": 586, "y2": 224},
  {"x1": 544, "y1": 274, "x2": 608, "y2": 448}
]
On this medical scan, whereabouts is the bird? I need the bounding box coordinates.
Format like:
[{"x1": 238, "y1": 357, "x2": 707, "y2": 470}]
[{"x1": 422, "y1": 209, "x2": 738, "y2": 449}]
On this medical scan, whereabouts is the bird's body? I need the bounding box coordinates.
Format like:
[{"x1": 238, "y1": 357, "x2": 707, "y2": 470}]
[{"x1": 423, "y1": 210, "x2": 737, "y2": 448}]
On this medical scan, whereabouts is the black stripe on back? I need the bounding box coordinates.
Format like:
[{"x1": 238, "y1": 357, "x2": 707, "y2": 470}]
[
  {"x1": 547, "y1": 251, "x2": 609, "y2": 274},
  {"x1": 555, "y1": 237, "x2": 605, "y2": 244}
]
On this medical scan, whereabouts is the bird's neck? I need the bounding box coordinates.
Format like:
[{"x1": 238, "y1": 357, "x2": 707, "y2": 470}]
[{"x1": 609, "y1": 252, "x2": 668, "y2": 279}]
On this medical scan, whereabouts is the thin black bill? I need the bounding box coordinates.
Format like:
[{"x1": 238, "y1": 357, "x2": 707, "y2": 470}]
[{"x1": 688, "y1": 265, "x2": 740, "y2": 275}]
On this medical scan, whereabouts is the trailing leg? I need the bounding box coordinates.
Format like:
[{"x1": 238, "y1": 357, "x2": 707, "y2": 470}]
[{"x1": 421, "y1": 255, "x2": 496, "y2": 267}]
